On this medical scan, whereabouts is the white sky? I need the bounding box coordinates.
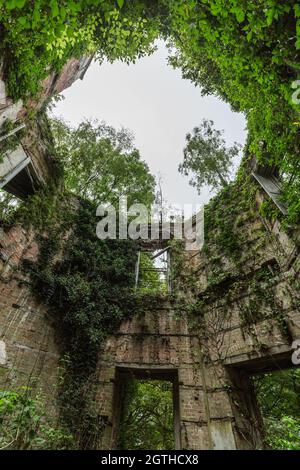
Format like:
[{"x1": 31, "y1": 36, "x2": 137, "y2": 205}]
[{"x1": 51, "y1": 42, "x2": 246, "y2": 208}]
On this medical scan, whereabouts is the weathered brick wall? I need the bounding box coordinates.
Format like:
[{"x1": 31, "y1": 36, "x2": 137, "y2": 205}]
[
  {"x1": 175, "y1": 186, "x2": 300, "y2": 449},
  {"x1": 0, "y1": 189, "x2": 300, "y2": 449},
  {"x1": 0, "y1": 225, "x2": 209, "y2": 448},
  {"x1": 0, "y1": 225, "x2": 61, "y2": 412},
  {"x1": 94, "y1": 305, "x2": 209, "y2": 450},
  {"x1": 0, "y1": 56, "x2": 92, "y2": 126}
]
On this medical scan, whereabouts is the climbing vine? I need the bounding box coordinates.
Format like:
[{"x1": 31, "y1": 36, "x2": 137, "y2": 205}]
[
  {"x1": 170, "y1": 172, "x2": 294, "y2": 354},
  {"x1": 0, "y1": 1, "x2": 159, "y2": 100},
  {"x1": 0, "y1": 119, "x2": 25, "y2": 162},
  {"x1": 21, "y1": 197, "x2": 140, "y2": 447},
  {"x1": 1, "y1": 1, "x2": 300, "y2": 221},
  {"x1": 0, "y1": 388, "x2": 73, "y2": 450}
]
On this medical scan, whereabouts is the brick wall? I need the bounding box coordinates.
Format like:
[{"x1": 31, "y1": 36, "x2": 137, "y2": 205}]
[
  {"x1": 0, "y1": 225, "x2": 60, "y2": 415},
  {"x1": 0, "y1": 197, "x2": 300, "y2": 449}
]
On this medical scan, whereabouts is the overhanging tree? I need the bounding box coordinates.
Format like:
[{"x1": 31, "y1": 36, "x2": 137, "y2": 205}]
[
  {"x1": 119, "y1": 379, "x2": 174, "y2": 450},
  {"x1": 178, "y1": 119, "x2": 241, "y2": 192},
  {"x1": 51, "y1": 117, "x2": 156, "y2": 208},
  {"x1": 1, "y1": 1, "x2": 300, "y2": 218}
]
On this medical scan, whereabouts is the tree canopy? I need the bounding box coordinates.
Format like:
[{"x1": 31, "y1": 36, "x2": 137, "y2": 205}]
[
  {"x1": 253, "y1": 368, "x2": 300, "y2": 450},
  {"x1": 1, "y1": 1, "x2": 300, "y2": 219},
  {"x1": 119, "y1": 379, "x2": 174, "y2": 450},
  {"x1": 179, "y1": 119, "x2": 241, "y2": 192},
  {"x1": 0, "y1": 1, "x2": 160, "y2": 99},
  {"x1": 51, "y1": 118, "x2": 156, "y2": 208}
]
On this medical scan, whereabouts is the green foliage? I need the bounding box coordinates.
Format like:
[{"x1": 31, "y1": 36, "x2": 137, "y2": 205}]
[
  {"x1": 0, "y1": 1, "x2": 159, "y2": 100},
  {"x1": 50, "y1": 117, "x2": 156, "y2": 208},
  {"x1": 259, "y1": 198, "x2": 282, "y2": 223},
  {"x1": 281, "y1": 169, "x2": 300, "y2": 225},
  {"x1": 166, "y1": 0, "x2": 300, "y2": 221},
  {"x1": 253, "y1": 368, "x2": 300, "y2": 450},
  {"x1": 119, "y1": 379, "x2": 174, "y2": 450},
  {"x1": 31, "y1": 201, "x2": 138, "y2": 349},
  {"x1": 13, "y1": 185, "x2": 68, "y2": 230},
  {"x1": 0, "y1": 388, "x2": 73, "y2": 450},
  {"x1": 203, "y1": 180, "x2": 255, "y2": 260},
  {"x1": 0, "y1": 119, "x2": 25, "y2": 161},
  {"x1": 0, "y1": 190, "x2": 19, "y2": 223},
  {"x1": 23, "y1": 199, "x2": 139, "y2": 447},
  {"x1": 179, "y1": 119, "x2": 241, "y2": 191},
  {"x1": 138, "y1": 251, "x2": 168, "y2": 294}
]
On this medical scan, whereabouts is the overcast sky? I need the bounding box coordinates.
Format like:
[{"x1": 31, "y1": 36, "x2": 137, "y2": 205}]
[{"x1": 52, "y1": 41, "x2": 246, "y2": 209}]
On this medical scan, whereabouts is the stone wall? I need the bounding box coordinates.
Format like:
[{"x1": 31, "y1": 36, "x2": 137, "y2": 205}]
[
  {"x1": 0, "y1": 225, "x2": 61, "y2": 408},
  {"x1": 0, "y1": 55, "x2": 92, "y2": 127},
  {"x1": 172, "y1": 183, "x2": 300, "y2": 449},
  {"x1": 1, "y1": 55, "x2": 92, "y2": 198},
  {"x1": 0, "y1": 181, "x2": 300, "y2": 450}
]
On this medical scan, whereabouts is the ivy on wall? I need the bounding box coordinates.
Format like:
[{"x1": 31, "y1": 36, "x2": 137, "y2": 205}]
[
  {"x1": 1, "y1": 1, "x2": 300, "y2": 221},
  {"x1": 21, "y1": 198, "x2": 139, "y2": 448},
  {"x1": 0, "y1": 1, "x2": 159, "y2": 100},
  {"x1": 0, "y1": 119, "x2": 26, "y2": 162},
  {"x1": 1, "y1": 0, "x2": 300, "y2": 450},
  {"x1": 170, "y1": 172, "x2": 293, "y2": 351}
]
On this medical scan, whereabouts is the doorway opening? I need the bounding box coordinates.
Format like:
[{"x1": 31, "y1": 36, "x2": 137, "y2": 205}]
[
  {"x1": 112, "y1": 367, "x2": 180, "y2": 450},
  {"x1": 251, "y1": 366, "x2": 300, "y2": 450}
]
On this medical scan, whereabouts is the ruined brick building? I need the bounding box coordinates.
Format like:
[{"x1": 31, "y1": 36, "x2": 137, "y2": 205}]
[{"x1": 0, "y1": 57, "x2": 300, "y2": 450}]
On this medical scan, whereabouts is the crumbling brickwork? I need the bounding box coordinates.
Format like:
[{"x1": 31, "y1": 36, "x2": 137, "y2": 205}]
[
  {"x1": 0, "y1": 285, "x2": 59, "y2": 405},
  {"x1": 0, "y1": 225, "x2": 61, "y2": 412},
  {"x1": 0, "y1": 195, "x2": 299, "y2": 449},
  {"x1": 1, "y1": 56, "x2": 92, "y2": 198},
  {"x1": 0, "y1": 56, "x2": 92, "y2": 125},
  {"x1": 93, "y1": 305, "x2": 208, "y2": 450},
  {"x1": 1, "y1": 59, "x2": 300, "y2": 446}
]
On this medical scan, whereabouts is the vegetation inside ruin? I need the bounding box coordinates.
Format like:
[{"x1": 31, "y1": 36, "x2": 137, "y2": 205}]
[
  {"x1": 0, "y1": 191, "x2": 143, "y2": 448},
  {"x1": 1, "y1": 1, "x2": 300, "y2": 221},
  {"x1": 179, "y1": 119, "x2": 241, "y2": 191},
  {"x1": 0, "y1": 388, "x2": 73, "y2": 450},
  {"x1": 170, "y1": 170, "x2": 294, "y2": 350},
  {"x1": 253, "y1": 368, "x2": 300, "y2": 450},
  {"x1": 137, "y1": 251, "x2": 169, "y2": 294},
  {"x1": 0, "y1": 113, "x2": 160, "y2": 448},
  {"x1": 24, "y1": 201, "x2": 139, "y2": 448},
  {"x1": 1, "y1": 0, "x2": 300, "y2": 452},
  {"x1": 119, "y1": 379, "x2": 174, "y2": 450},
  {"x1": 50, "y1": 118, "x2": 156, "y2": 208}
]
